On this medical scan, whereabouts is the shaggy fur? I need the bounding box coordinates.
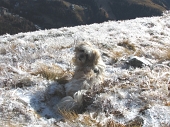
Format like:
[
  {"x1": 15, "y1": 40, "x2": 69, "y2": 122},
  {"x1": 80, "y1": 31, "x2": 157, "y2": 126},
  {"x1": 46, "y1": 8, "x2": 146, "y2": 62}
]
[
  {"x1": 54, "y1": 90, "x2": 87, "y2": 112},
  {"x1": 55, "y1": 42, "x2": 105, "y2": 112},
  {"x1": 65, "y1": 42, "x2": 105, "y2": 97}
]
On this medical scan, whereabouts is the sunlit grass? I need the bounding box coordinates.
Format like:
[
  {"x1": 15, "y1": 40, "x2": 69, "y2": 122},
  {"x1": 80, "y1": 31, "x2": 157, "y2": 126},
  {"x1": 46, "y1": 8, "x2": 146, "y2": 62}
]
[
  {"x1": 31, "y1": 63, "x2": 73, "y2": 83},
  {"x1": 59, "y1": 109, "x2": 79, "y2": 122},
  {"x1": 163, "y1": 48, "x2": 170, "y2": 60},
  {"x1": 118, "y1": 40, "x2": 136, "y2": 51},
  {"x1": 59, "y1": 109, "x2": 126, "y2": 127}
]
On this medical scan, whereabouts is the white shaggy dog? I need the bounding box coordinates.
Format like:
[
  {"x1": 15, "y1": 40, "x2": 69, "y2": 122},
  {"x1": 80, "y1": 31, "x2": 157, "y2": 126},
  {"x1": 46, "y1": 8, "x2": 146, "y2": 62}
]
[
  {"x1": 55, "y1": 42, "x2": 105, "y2": 112},
  {"x1": 65, "y1": 42, "x2": 105, "y2": 97}
]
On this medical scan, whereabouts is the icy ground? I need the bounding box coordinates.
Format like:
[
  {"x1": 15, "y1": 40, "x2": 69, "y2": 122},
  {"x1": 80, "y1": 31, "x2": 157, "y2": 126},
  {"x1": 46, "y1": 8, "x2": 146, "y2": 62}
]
[{"x1": 0, "y1": 11, "x2": 170, "y2": 127}]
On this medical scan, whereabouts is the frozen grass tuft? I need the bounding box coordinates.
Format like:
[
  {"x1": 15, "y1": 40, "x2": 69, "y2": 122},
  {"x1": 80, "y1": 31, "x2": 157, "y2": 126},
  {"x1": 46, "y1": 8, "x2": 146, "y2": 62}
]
[
  {"x1": 118, "y1": 40, "x2": 136, "y2": 51},
  {"x1": 59, "y1": 110, "x2": 79, "y2": 122},
  {"x1": 163, "y1": 48, "x2": 170, "y2": 60},
  {"x1": 32, "y1": 63, "x2": 73, "y2": 83},
  {"x1": 58, "y1": 110, "x2": 126, "y2": 127}
]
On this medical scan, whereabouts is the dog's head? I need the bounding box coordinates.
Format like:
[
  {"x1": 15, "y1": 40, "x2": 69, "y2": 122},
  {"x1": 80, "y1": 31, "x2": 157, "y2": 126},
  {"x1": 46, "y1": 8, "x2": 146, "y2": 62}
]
[{"x1": 73, "y1": 43, "x2": 100, "y2": 67}]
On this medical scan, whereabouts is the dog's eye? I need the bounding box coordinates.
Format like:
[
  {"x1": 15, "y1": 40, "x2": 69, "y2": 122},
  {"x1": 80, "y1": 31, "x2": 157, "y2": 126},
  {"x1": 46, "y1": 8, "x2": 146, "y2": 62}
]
[{"x1": 79, "y1": 49, "x2": 84, "y2": 53}]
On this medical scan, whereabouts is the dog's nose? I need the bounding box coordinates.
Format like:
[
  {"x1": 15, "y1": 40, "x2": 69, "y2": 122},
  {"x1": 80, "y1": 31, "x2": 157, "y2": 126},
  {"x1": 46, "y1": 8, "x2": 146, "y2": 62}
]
[
  {"x1": 80, "y1": 54, "x2": 85, "y2": 58},
  {"x1": 94, "y1": 67, "x2": 99, "y2": 74},
  {"x1": 79, "y1": 54, "x2": 85, "y2": 61}
]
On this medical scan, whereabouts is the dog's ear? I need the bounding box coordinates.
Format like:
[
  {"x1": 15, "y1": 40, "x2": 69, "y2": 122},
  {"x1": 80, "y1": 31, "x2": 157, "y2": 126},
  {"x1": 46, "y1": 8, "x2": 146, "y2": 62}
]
[
  {"x1": 93, "y1": 50, "x2": 100, "y2": 65},
  {"x1": 74, "y1": 43, "x2": 85, "y2": 52}
]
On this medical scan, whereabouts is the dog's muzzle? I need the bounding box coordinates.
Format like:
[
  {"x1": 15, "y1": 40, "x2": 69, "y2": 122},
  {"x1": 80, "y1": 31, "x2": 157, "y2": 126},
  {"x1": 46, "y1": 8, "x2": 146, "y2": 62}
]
[{"x1": 78, "y1": 53, "x2": 88, "y2": 63}]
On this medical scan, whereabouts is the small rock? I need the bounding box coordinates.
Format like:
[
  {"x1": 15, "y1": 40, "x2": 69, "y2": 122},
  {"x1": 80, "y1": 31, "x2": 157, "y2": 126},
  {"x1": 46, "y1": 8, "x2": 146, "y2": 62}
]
[{"x1": 125, "y1": 56, "x2": 152, "y2": 68}]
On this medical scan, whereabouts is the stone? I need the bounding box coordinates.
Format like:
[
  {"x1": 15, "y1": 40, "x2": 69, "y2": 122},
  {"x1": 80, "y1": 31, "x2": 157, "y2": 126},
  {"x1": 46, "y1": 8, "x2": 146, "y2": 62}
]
[{"x1": 125, "y1": 56, "x2": 152, "y2": 68}]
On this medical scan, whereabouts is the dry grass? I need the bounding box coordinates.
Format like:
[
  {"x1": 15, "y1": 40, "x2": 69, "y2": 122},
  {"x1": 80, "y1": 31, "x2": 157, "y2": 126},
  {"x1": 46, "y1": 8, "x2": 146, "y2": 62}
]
[
  {"x1": 112, "y1": 50, "x2": 126, "y2": 59},
  {"x1": 98, "y1": 42, "x2": 135, "y2": 62},
  {"x1": 165, "y1": 102, "x2": 170, "y2": 106},
  {"x1": 152, "y1": 47, "x2": 170, "y2": 60},
  {"x1": 81, "y1": 115, "x2": 98, "y2": 126},
  {"x1": 59, "y1": 110, "x2": 97, "y2": 126},
  {"x1": 128, "y1": 0, "x2": 166, "y2": 11},
  {"x1": 106, "y1": 120, "x2": 125, "y2": 127},
  {"x1": 162, "y1": 48, "x2": 170, "y2": 60},
  {"x1": 59, "y1": 109, "x2": 126, "y2": 127},
  {"x1": 59, "y1": 109, "x2": 79, "y2": 122},
  {"x1": 59, "y1": 109, "x2": 98, "y2": 126},
  {"x1": 31, "y1": 63, "x2": 73, "y2": 83},
  {"x1": 125, "y1": 121, "x2": 142, "y2": 127},
  {"x1": 133, "y1": 45, "x2": 170, "y2": 60},
  {"x1": 59, "y1": 110, "x2": 98, "y2": 126},
  {"x1": 108, "y1": 48, "x2": 132, "y2": 63},
  {"x1": 118, "y1": 40, "x2": 136, "y2": 51},
  {"x1": 134, "y1": 49, "x2": 145, "y2": 57}
]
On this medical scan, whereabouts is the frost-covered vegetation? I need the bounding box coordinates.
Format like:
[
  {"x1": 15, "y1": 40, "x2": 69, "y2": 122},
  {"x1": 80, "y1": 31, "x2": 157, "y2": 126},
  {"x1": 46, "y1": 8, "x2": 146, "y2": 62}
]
[{"x1": 0, "y1": 11, "x2": 170, "y2": 127}]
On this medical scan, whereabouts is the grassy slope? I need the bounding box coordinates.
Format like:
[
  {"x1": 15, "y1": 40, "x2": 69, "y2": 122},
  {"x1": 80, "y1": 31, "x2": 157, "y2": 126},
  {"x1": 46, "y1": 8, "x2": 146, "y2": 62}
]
[
  {"x1": 109, "y1": 0, "x2": 167, "y2": 20},
  {"x1": 0, "y1": 12, "x2": 170, "y2": 126},
  {"x1": 127, "y1": 0, "x2": 166, "y2": 10},
  {"x1": 0, "y1": 15, "x2": 36, "y2": 35}
]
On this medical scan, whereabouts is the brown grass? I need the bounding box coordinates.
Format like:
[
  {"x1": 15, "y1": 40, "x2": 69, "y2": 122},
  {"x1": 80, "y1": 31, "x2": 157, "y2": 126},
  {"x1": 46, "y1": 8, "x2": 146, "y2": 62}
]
[
  {"x1": 31, "y1": 63, "x2": 73, "y2": 83},
  {"x1": 134, "y1": 49, "x2": 145, "y2": 57},
  {"x1": 128, "y1": 0, "x2": 166, "y2": 11},
  {"x1": 165, "y1": 102, "x2": 170, "y2": 106},
  {"x1": 59, "y1": 109, "x2": 126, "y2": 127},
  {"x1": 108, "y1": 48, "x2": 132, "y2": 63},
  {"x1": 59, "y1": 109, "x2": 79, "y2": 122},
  {"x1": 118, "y1": 40, "x2": 136, "y2": 51},
  {"x1": 163, "y1": 48, "x2": 170, "y2": 60},
  {"x1": 153, "y1": 47, "x2": 170, "y2": 60},
  {"x1": 106, "y1": 120, "x2": 125, "y2": 127}
]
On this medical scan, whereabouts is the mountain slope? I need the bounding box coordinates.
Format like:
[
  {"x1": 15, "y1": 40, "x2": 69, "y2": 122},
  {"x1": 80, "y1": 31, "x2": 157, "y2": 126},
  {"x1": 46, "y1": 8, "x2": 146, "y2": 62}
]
[
  {"x1": 0, "y1": 0, "x2": 108, "y2": 29},
  {"x1": 0, "y1": 11, "x2": 170, "y2": 127},
  {"x1": 108, "y1": 0, "x2": 166, "y2": 20},
  {"x1": 0, "y1": 14, "x2": 36, "y2": 35},
  {"x1": 0, "y1": 0, "x2": 170, "y2": 35}
]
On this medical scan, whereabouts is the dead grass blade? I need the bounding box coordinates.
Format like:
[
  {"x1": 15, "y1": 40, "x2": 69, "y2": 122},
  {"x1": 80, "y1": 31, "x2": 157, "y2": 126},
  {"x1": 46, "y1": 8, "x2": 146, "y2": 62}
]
[
  {"x1": 59, "y1": 109, "x2": 78, "y2": 122},
  {"x1": 31, "y1": 63, "x2": 73, "y2": 83}
]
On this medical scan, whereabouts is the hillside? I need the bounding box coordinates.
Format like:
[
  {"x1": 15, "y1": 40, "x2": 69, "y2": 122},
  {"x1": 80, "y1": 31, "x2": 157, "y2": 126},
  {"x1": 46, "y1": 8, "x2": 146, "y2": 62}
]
[
  {"x1": 108, "y1": 0, "x2": 167, "y2": 20},
  {"x1": 0, "y1": 0, "x2": 170, "y2": 35},
  {"x1": 0, "y1": 14, "x2": 36, "y2": 35},
  {"x1": 0, "y1": 0, "x2": 108, "y2": 31},
  {"x1": 0, "y1": 11, "x2": 170, "y2": 126}
]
